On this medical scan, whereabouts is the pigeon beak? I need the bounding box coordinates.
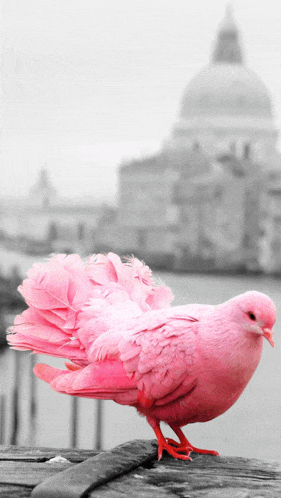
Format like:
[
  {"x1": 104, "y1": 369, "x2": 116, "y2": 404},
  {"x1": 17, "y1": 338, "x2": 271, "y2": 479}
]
[{"x1": 263, "y1": 328, "x2": 274, "y2": 347}]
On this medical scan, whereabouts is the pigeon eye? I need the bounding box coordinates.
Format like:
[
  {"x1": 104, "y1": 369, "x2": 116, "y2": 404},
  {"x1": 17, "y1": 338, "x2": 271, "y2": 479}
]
[{"x1": 247, "y1": 312, "x2": 256, "y2": 321}]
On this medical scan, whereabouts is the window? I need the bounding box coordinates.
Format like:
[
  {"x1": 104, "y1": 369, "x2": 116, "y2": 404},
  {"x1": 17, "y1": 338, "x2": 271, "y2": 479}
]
[
  {"x1": 230, "y1": 142, "x2": 236, "y2": 154},
  {"x1": 77, "y1": 222, "x2": 85, "y2": 240},
  {"x1": 244, "y1": 143, "x2": 250, "y2": 159},
  {"x1": 47, "y1": 222, "x2": 58, "y2": 241}
]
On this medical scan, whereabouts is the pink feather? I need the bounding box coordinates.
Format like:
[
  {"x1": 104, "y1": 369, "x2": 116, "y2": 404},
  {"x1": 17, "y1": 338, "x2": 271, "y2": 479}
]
[{"x1": 7, "y1": 252, "x2": 276, "y2": 460}]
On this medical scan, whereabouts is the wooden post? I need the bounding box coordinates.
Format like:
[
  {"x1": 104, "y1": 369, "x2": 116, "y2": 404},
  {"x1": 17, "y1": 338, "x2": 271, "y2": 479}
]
[
  {"x1": 10, "y1": 350, "x2": 20, "y2": 445},
  {"x1": 70, "y1": 396, "x2": 78, "y2": 448},
  {"x1": 28, "y1": 354, "x2": 37, "y2": 446},
  {"x1": 0, "y1": 394, "x2": 5, "y2": 445},
  {"x1": 94, "y1": 399, "x2": 103, "y2": 451}
]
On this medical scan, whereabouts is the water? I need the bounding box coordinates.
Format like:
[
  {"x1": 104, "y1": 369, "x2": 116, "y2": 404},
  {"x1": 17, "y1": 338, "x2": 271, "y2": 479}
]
[{"x1": 1, "y1": 271, "x2": 281, "y2": 461}]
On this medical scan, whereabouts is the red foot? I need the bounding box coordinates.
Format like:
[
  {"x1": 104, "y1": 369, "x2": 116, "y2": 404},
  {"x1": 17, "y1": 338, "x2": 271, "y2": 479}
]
[
  {"x1": 187, "y1": 445, "x2": 219, "y2": 456},
  {"x1": 166, "y1": 437, "x2": 219, "y2": 456},
  {"x1": 147, "y1": 417, "x2": 219, "y2": 461},
  {"x1": 168, "y1": 424, "x2": 219, "y2": 456},
  {"x1": 158, "y1": 438, "x2": 192, "y2": 461}
]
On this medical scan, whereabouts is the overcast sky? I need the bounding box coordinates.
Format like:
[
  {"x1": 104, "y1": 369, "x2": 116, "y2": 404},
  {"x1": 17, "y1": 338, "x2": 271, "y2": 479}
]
[{"x1": 1, "y1": 0, "x2": 281, "y2": 202}]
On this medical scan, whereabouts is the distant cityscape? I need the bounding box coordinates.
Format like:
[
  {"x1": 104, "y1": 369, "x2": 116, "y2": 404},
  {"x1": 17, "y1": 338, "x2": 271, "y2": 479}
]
[{"x1": 1, "y1": 6, "x2": 281, "y2": 276}]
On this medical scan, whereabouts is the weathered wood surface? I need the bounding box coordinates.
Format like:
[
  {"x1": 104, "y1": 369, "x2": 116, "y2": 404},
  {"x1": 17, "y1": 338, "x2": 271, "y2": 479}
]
[
  {"x1": 0, "y1": 440, "x2": 280, "y2": 497},
  {"x1": 0, "y1": 445, "x2": 100, "y2": 498}
]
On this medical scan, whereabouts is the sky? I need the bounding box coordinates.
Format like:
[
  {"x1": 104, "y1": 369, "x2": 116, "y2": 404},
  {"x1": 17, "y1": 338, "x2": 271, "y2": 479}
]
[{"x1": 1, "y1": 0, "x2": 281, "y2": 202}]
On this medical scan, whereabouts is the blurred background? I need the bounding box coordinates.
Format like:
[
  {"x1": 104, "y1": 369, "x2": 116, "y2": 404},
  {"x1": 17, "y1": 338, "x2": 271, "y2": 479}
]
[{"x1": 0, "y1": 0, "x2": 281, "y2": 461}]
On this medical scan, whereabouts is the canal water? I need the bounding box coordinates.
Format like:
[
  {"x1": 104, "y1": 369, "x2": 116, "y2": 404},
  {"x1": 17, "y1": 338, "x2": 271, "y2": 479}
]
[{"x1": 1, "y1": 270, "x2": 281, "y2": 461}]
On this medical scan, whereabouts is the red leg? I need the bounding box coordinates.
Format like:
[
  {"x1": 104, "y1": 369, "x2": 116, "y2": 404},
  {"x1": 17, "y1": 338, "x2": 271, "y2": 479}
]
[
  {"x1": 168, "y1": 424, "x2": 219, "y2": 456},
  {"x1": 147, "y1": 417, "x2": 192, "y2": 461}
]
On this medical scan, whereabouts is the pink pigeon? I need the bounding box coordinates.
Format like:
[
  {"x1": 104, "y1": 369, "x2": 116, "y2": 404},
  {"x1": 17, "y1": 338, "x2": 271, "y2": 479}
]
[{"x1": 8, "y1": 252, "x2": 276, "y2": 460}]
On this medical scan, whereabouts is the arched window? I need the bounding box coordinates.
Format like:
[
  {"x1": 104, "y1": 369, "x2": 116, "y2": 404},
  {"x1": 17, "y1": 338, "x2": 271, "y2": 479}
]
[
  {"x1": 77, "y1": 222, "x2": 85, "y2": 240},
  {"x1": 47, "y1": 222, "x2": 58, "y2": 241},
  {"x1": 230, "y1": 141, "x2": 236, "y2": 154},
  {"x1": 244, "y1": 142, "x2": 250, "y2": 159},
  {"x1": 192, "y1": 141, "x2": 200, "y2": 151},
  {"x1": 138, "y1": 229, "x2": 146, "y2": 249}
]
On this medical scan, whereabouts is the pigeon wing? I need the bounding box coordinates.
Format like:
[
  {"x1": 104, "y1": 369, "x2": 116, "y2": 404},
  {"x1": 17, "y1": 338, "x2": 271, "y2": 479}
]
[{"x1": 118, "y1": 313, "x2": 199, "y2": 408}]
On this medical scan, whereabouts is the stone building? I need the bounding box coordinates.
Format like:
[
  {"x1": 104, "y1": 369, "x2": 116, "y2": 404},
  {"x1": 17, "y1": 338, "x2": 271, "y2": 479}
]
[
  {"x1": 0, "y1": 167, "x2": 104, "y2": 255},
  {"x1": 104, "y1": 7, "x2": 281, "y2": 272},
  {"x1": 173, "y1": 154, "x2": 263, "y2": 271},
  {"x1": 260, "y1": 179, "x2": 281, "y2": 273}
]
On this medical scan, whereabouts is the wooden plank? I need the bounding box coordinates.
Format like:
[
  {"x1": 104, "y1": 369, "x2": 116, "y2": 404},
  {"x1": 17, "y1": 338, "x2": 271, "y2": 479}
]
[
  {"x1": 0, "y1": 460, "x2": 75, "y2": 486},
  {"x1": 0, "y1": 441, "x2": 280, "y2": 497},
  {"x1": 31, "y1": 440, "x2": 158, "y2": 498},
  {"x1": 0, "y1": 445, "x2": 99, "y2": 462},
  {"x1": 0, "y1": 446, "x2": 101, "y2": 498},
  {"x1": 90, "y1": 451, "x2": 281, "y2": 498}
]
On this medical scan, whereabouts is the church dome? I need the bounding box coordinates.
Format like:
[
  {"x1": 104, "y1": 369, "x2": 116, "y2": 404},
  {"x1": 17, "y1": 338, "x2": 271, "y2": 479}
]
[
  {"x1": 180, "y1": 64, "x2": 272, "y2": 120},
  {"x1": 178, "y1": 6, "x2": 273, "y2": 127}
]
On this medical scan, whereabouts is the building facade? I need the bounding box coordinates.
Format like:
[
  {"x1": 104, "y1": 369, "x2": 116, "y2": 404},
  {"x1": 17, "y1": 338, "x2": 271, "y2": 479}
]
[
  {"x1": 107, "y1": 7, "x2": 281, "y2": 272},
  {"x1": 0, "y1": 167, "x2": 105, "y2": 256}
]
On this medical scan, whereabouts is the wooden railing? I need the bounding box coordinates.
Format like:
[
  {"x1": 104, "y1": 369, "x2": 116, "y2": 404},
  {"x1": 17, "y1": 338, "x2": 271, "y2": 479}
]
[{"x1": 0, "y1": 348, "x2": 104, "y2": 450}]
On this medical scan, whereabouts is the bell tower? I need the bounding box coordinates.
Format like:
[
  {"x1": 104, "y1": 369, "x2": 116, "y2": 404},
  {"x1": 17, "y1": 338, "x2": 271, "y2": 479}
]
[{"x1": 29, "y1": 166, "x2": 57, "y2": 208}]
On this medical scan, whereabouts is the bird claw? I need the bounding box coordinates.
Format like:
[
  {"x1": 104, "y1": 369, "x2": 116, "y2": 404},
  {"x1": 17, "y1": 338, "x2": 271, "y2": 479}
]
[
  {"x1": 165, "y1": 437, "x2": 219, "y2": 456},
  {"x1": 158, "y1": 439, "x2": 193, "y2": 461},
  {"x1": 191, "y1": 447, "x2": 219, "y2": 456},
  {"x1": 166, "y1": 437, "x2": 193, "y2": 449},
  {"x1": 148, "y1": 419, "x2": 219, "y2": 461}
]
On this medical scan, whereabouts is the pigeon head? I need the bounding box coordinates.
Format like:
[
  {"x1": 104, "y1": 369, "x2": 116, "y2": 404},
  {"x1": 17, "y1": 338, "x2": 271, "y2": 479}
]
[{"x1": 231, "y1": 291, "x2": 276, "y2": 347}]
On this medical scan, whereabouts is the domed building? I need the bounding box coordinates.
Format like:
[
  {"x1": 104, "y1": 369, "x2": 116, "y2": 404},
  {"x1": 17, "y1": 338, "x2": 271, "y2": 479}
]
[
  {"x1": 0, "y1": 166, "x2": 104, "y2": 260},
  {"x1": 170, "y1": 6, "x2": 278, "y2": 164},
  {"x1": 98, "y1": 7, "x2": 280, "y2": 272}
]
